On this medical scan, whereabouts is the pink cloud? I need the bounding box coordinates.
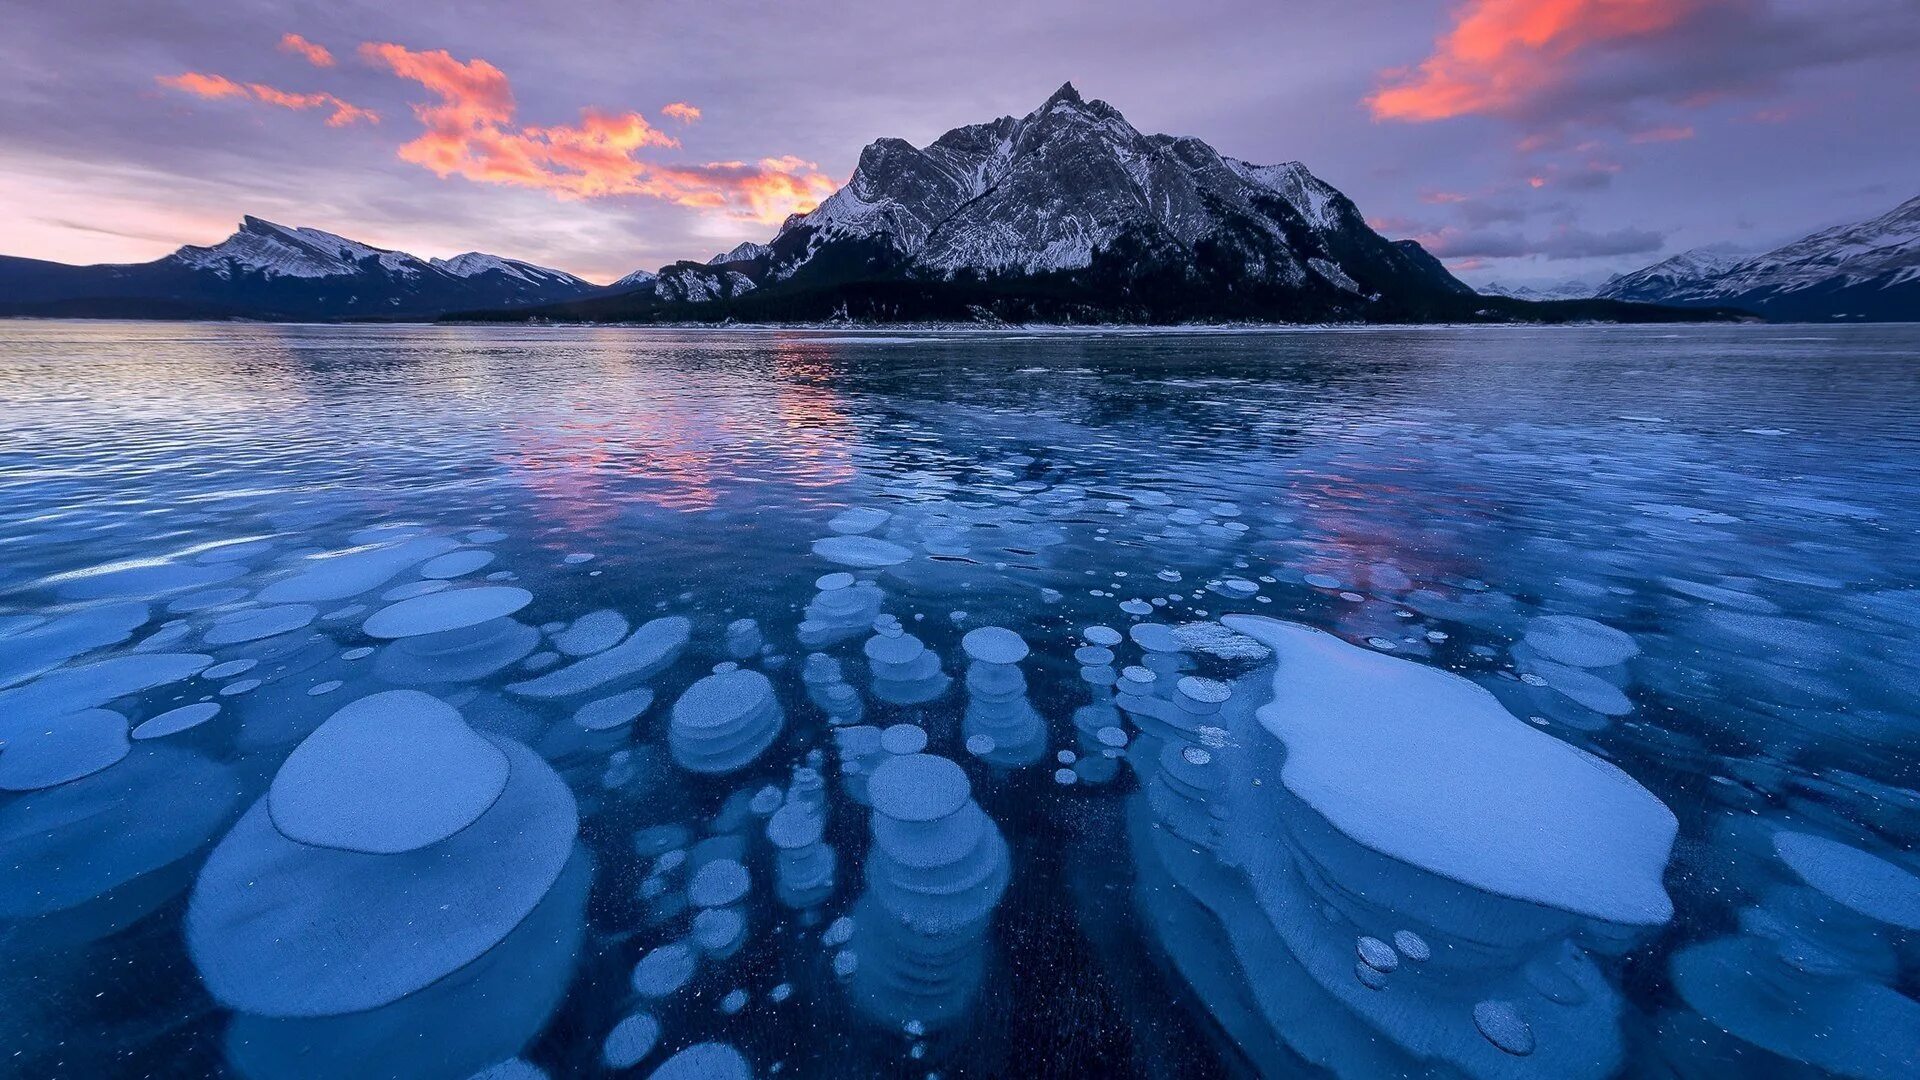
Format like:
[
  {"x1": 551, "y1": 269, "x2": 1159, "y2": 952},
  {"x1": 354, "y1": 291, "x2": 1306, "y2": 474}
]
[
  {"x1": 361, "y1": 43, "x2": 837, "y2": 222},
  {"x1": 279, "y1": 33, "x2": 335, "y2": 68},
  {"x1": 157, "y1": 72, "x2": 377, "y2": 126}
]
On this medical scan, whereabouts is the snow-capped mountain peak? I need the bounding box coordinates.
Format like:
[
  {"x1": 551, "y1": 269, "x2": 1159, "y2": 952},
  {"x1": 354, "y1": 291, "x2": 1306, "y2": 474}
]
[
  {"x1": 431, "y1": 252, "x2": 589, "y2": 288},
  {"x1": 170, "y1": 216, "x2": 423, "y2": 280},
  {"x1": 611, "y1": 268, "x2": 659, "y2": 290},
  {"x1": 707, "y1": 241, "x2": 773, "y2": 266},
  {"x1": 762, "y1": 82, "x2": 1457, "y2": 307}
]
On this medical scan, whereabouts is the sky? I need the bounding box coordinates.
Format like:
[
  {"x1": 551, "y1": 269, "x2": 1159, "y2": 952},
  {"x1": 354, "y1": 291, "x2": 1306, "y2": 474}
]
[{"x1": 1, "y1": 0, "x2": 1916, "y2": 286}]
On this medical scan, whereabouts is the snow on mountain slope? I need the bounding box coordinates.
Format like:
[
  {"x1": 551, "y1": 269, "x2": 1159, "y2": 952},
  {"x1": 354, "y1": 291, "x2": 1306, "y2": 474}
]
[
  {"x1": 432, "y1": 252, "x2": 592, "y2": 289},
  {"x1": 755, "y1": 82, "x2": 1469, "y2": 315},
  {"x1": 707, "y1": 242, "x2": 773, "y2": 266},
  {"x1": 1599, "y1": 197, "x2": 1920, "y2": 319},
  {"x1": 169, "y1": 216, "x2": 425, "y2": 280},
  {"x1": 1476, "y1": 279, "x2": 1599, "y2": 302},
  {"x1": 1596, "y1": 251, "x2": 1747, "y2": 304},
  {"x1": 611, "y1": 268, "x2": 659, "y2": 290}
]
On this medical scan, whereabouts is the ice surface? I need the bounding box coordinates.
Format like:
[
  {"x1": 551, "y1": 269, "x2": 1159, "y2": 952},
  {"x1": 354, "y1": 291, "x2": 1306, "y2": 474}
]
[
  {"x1": 1222, "y1": 616, "x2": 1676, "y2": 924},
  {"x1": 269, "y1": 690, "x2": 510, "y2": 855}
]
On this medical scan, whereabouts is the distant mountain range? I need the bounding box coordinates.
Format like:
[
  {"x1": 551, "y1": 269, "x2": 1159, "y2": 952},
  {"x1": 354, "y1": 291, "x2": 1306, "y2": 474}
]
[
  {"x1": 486, "y1": 84, "x2": 1722, "y2": 326},
  {"x1": 14, "y1": 84, "x2": 1871, "y2": 324},
  {"x1": 0, "y1": 216, "x2": 599, "y2": 320},
  {"x1": 1471, "y1": 196, "x2": 1920, "y2": 322},
  {"x1": 1594, "y1": 196, "x2": 1920, "y2": 322}
]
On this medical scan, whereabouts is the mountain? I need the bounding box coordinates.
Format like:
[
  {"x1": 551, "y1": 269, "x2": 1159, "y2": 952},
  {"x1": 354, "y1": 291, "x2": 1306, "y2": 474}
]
[
  {"x1": 0, "y1": 216, "x2": 602, "y2": 320},
  {"x1": 486, "y1": 84, "x2": 1722, "y2": 326},
  {"x1": 1598, "y1": 198, "x2": 1920, "y2": 321},
  {"x1": 1596, "y1": 250, "x2": 1748, "y2": 305},
  {"x1": 1475, "y1": 279, "x2": 1598, "y2": 302}
]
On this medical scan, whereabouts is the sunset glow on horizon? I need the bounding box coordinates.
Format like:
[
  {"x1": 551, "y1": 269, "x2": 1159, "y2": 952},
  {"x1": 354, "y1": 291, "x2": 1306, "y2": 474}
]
[{"x1": 3, "y1": 0, "x2": 1916, "y2": 283}]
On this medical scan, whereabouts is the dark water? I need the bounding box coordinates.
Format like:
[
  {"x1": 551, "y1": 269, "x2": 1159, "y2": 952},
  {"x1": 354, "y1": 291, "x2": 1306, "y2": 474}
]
[{"x1": 1, "y1": 321, "x2": 1917, "y2": 1080}]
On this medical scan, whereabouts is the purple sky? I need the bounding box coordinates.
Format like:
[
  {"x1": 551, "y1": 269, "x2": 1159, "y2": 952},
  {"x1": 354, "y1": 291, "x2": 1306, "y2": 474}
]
[{"x1": 3, "y1": 0, "x2": 1916, "y2": 285}]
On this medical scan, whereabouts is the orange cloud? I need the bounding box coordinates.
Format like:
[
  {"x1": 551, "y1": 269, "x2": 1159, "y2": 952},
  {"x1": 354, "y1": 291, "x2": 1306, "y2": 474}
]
[
  {"x1": 279, "y1": 33, "x2": 334, "y2": 67},
  {"x1": 661, "y1": 102, "x2": 701, "y2": 124},
  {"x1": 361, "y1": 43, "x2": 836, "y2": 222},
  {"x1": 158, "y1": 72, "x2": 377, "y2": 126},
  {"x1": 1368, "y1": 0, "x2": 1712, "y2": 122}
]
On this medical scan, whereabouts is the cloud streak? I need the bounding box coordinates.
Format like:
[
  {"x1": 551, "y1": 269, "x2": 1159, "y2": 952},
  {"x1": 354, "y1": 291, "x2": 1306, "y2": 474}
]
[
  {"x1": 279, "y1": 33, "x2": 335, "y2": 68},
  {"x1": 361, "y1": 43, "x2": 836, "y2": 221},
  {"x1": 157, "y1": 72, "x2": 377, "y2": 127}
]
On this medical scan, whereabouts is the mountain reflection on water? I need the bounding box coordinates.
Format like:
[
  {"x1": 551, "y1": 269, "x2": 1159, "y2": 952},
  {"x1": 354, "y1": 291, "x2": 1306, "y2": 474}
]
[{"x1": 1, "y1": 321, "x2": 1917, "y2": 1080}]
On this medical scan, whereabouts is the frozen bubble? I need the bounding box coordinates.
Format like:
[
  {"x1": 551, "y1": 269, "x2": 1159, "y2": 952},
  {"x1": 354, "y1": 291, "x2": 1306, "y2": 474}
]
[
  {"x1": 833, "y1": 950, "x2": 858, "y2": 977},
  {"x1": 133, "y1": 702, "x2": 222, "y2": 740},
  {"x1": 267, "y1": 690, "x2": 510, "y2": 855},
  {"x1": 881, "y1": 724, "x2": 929, "y2": 755},
  {"x1": 1773, "y1": 830, "x2": 1920, "y2": 930},
  {"x1": 170, "y1": 587, "x2": 248, "y2": 613},
  {"x1": 203, "y1": 658, "x2": 259, "y2": 679},
  {"x1": 1119, "y1": 666, "x2": 1156, "y2": 689},
  {"x1": 363, "y1": 587, "x2": 533, "y2": 639},
  {"x1": 1170, "y1": 621, "x2": 1271, "y2": 660},
  {"x1": 260, "y1": 536, "x2": 459, "y2": 604},
  {"x1": 1357, "y1": 936, "x2": 1400, "y2": 973},
  {"x1": 1522, "y1": 615, "x2": 1639, "y2": 669},
  {"x1": 767, "y1": 803, "x2": 824, "y2": 849},
  {"x1": 688, "y1": 859, "x2": 751, "y2": 908},
  {"x1": 603, "y1": 1013, "x2": 660, "y2": 1070},
  {"x1": 815, "y1": 572, "x2": 856, "y2": 591},
  {"x1": 472, "y1": 1059, "x2": 546, "y2": 1080},
  {"x1": 563, "y1": 553, "x2": 595, "y2": 565},
  {"x1": 204, "y1": 604, "x2": 318, "y2": 646},
  {"x1": 1074, "y1": 646, "x2": 1115, "y2": 666},
  {"x1": 1393, "y1": 930, "x2": 1431, "y2": 961},
  {"x1": 0, "y1": 708, "x2": 130, "y2": 791},
  {"x1": 1354, "y1": 962, "x2": 1389, "y2": 991},
  {"x1": 1176, "y1": 676, "x2": 1231, "y2": 704},
  {"x1": 1083, "y1": 625, "x2": 1123, "y2": 646},
  {"x1": 1303, "y1": 573, "x2": 1341, "y2": 590},
  {"x1": 864, "y1": 632, "x2": 926, "y2": 666},
  {"x1": 648, "y1": 1043, "x2": 751, "y2": 1080},
  {"x1": 554, "y1": 610, "x2": 628, "y2": 657},
  {"x1": 1057, "y1": 750, "x2": 1077, "y2": 764},
  {"x1": 466, "y1": 528, "x2": 509, "y2": 544},
  {"x1": 965, "y1": 734, "x2": 996, "y2": 756},
  {"x1": 828, "y1": 507, "x2": 893, "y2": 535},
  {"x1": 693, "y1": 906, "x2": 749, "y2": 954},
  {"x1": 341, "y1": 646, "x2": 374, "y2": 660},
  {"x1": 812, "y1": 535, "x2": 913, "y2": 569},
  {"x1": 1220, "y1": 578, "x2": 1259, "y2": 597},
  {"x1": 1119, "y1": 600, "x2": 1153, "y2": 615},
  {"x1": 1221, "y1": 615, "x2": 1677, "y2": 925},
  {"x1": 186, "y1": 736, "x2": 576, "y2": 1017},
  {"x1": 420, "y1": 549, "x2": 496, "y2": 579},
  {"x1": 1129, "y1": 623, "x2": 1182, "y2": 653},
  {"x1": 574, "y1": 687, "x2": 655, "y2": 732},
  {"x1": 961, "y1": 626, "x2": 1029, "y2": 665},
  {"x1": 509, "y1": 616, "x2": 691, "y2": 699},
  {"x1": 769, "y1": 982, "x2": 793, "y2": 1003},
  {"x1": 1096, "y1": 726, "x2": 1129, "y2": 748},
  {"x1": 1531, "y1": 661, "x2": 1633, "y2": 716},
  {"x1": 1181, "y1": 746, "x2": 1212, "y2": 766},
  {"x1": 218, "y1": 678, "x2": 261, "y2": 696},
  {"x1": 668, "y1": 668, "x2": 784, "y2": 774},
  {"x1": 1054, "y1": 769, "x2": 1077, "y2": 785},
  {"x1": 1472, "y1": 1000, "x2": 1535, "y2": 1056},
  {"x1": 868, "y1": 754, "x2": 970, "y2": 823},
  {"x1": 750, "y1": 785, "x2": 784, "y2": 815},
  {"x1": 631, "y1": 941, "x2": 698, "y2": 998},
  {"x1": 720, "y1": 988, "x2": 749, "y2": 1014}
]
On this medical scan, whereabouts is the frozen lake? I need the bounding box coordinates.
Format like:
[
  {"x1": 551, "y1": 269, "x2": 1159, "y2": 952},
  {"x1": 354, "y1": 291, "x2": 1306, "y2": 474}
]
[{"x1": 2, "y1": 320, "x2": 1918, "y2": 1079}]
